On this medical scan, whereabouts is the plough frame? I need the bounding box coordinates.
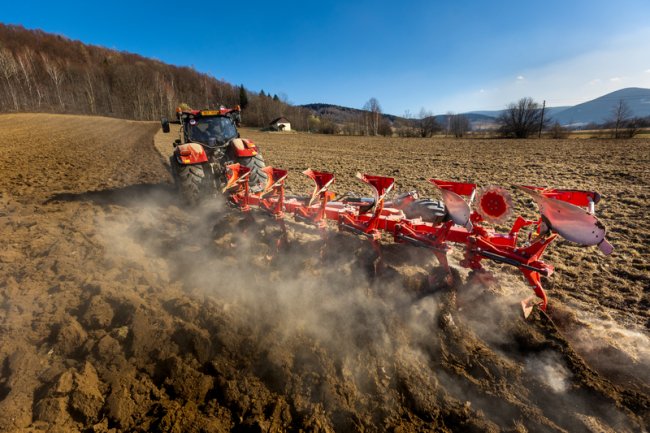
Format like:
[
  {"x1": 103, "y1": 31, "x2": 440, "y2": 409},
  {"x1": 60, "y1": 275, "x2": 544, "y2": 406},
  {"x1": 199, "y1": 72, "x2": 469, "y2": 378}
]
[{"x1": 221, "y1": 164, "x2": 612, "y2": 318}]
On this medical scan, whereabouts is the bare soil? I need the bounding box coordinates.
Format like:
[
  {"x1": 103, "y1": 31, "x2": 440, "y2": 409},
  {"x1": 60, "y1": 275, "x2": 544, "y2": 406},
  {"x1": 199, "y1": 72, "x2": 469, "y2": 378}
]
[{"x1": 1, "y1": 114, "x2": 648, "y2": 432}]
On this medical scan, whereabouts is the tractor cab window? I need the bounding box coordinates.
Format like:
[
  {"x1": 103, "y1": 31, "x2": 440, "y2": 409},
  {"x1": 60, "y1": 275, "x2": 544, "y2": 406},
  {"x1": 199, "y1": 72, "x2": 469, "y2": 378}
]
[{"x1": 187, "y1": 116, "x2": 237, "y2": 146}]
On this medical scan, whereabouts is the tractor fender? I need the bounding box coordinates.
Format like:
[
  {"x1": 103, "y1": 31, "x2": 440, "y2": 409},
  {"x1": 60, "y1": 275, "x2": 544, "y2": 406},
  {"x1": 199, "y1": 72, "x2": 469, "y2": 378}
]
[
  {"x1": 230, "y1": 138, "x2": 259, "y2": 157},
  {"x1": 174, "y1": 142, "x2": 208, "y2": 164}
]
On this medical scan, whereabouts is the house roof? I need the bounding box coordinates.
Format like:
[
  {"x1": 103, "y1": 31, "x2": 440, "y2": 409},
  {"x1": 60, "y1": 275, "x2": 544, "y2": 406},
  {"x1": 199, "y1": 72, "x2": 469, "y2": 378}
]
[{"x1": 270, "y1": 117, "x2": 290, "y2": 124}]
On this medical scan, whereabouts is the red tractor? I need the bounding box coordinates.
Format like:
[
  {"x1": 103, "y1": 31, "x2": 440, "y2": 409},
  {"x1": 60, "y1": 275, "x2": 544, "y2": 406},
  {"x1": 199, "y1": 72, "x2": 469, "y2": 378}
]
[{"x1": 161, "y1": 105, "x2": 268, "y2": 204}]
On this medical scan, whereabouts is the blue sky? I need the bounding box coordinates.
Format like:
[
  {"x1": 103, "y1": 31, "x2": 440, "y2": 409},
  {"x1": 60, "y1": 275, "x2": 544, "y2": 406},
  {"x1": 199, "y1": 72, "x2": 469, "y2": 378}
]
[{"x1": 2, "y1": 0, "x2": 650, "y2": 114}]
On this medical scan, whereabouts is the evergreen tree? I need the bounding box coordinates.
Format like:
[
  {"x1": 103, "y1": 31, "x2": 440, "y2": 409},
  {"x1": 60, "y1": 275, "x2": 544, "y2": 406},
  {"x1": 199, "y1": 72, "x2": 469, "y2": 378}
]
[{"x1": 239, "y1": 84, "x2": 248, "y2": 109}]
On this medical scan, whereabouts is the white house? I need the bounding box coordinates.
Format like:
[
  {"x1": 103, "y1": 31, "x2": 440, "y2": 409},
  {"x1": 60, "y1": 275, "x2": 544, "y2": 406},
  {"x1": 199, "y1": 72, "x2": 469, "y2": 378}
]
[{"x1": 270, "y1": 117, "x2": 291, "y2": 131}]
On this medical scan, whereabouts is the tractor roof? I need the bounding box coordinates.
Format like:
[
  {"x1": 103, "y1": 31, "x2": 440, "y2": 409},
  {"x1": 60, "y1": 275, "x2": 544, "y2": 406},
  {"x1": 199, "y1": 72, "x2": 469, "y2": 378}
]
[{"x1": 176, "y1": 105, "x2": 241, "y2": 118}]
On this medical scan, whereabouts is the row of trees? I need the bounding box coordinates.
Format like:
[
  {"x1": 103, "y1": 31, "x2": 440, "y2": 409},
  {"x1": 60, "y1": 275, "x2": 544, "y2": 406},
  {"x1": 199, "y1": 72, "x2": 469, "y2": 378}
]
[
  {"x1": 497, "y1": 97, "x2": 548, "y2": 138},
  {"x1": 0, "y1": 25, "x2": 237, "y2": 119},
  {"x1": 600, "y1": 100, "x2": 647, "y2": 138},
  {"x1": 323, "y1": 101, "x2": 471, "y2": 138},
  {"x1": 497, "y1": 97, "x2": 646, "y2": 139},
  {"x1": 321, "y1": 96, "x2": 645, "y2": 139},
  {"x1": 0, "y1": 24, "x2": 313, "y2": 129}
]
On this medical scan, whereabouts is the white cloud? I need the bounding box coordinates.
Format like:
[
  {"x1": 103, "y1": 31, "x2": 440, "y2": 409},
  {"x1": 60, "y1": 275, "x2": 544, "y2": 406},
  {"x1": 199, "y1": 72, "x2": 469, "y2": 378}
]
[
  {"x1": 588, "y1": 78, "x2": 602, "y2": 85},
  {"x1": 516, "y1": 75, "x2": 525, "y2": 80},
  {"x1": 645, "y1": 69, "x2": 650, "y2": 73},
  {"x1": 609, "y1": 77, "x2": 622, "y2": 82}
]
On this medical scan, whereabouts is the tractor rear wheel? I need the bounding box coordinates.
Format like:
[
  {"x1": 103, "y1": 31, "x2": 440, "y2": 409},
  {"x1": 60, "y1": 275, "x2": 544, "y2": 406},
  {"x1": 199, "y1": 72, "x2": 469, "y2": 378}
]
[
  {"x1": 237, "y1": 153, "x2": 268, "y2": 192},
  {"x1": 403, "y1": 199, "x2": 448, "y2": 224},
  {"x1": 170, "y1": 157, "x2": 213, "y2": 205}
]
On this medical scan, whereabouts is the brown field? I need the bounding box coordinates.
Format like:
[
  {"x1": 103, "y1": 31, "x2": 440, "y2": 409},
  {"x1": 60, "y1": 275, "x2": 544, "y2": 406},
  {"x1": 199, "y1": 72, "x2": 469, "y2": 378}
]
[{"x1": 1, "y1": 113, "x2": 648, "y2": 432}]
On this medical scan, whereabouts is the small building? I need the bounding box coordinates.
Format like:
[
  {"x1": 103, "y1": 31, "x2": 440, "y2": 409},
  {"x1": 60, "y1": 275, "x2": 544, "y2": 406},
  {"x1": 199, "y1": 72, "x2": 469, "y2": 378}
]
[{"x1": 270, "y1": 117, "x2": 291, "y2": 131}]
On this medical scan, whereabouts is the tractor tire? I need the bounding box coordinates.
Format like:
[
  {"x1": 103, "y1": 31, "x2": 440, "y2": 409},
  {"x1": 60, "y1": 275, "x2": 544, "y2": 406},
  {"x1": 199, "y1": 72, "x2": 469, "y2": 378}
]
[
  {"x1": 237, "y1": 152, "x2": 268, "y2": 192},
  {"x1": 403, "y1": 199, "x2": 448, "y2": 224},
  {"x1": 170, "y1": 157, "x2": 213, "y2": 205}
]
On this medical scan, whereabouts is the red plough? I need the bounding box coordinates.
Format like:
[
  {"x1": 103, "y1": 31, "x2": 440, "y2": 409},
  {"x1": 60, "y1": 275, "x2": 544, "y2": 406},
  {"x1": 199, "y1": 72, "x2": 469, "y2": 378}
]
[{"x1": 223, "y1": 165, "x2": 613, "y2": 318}]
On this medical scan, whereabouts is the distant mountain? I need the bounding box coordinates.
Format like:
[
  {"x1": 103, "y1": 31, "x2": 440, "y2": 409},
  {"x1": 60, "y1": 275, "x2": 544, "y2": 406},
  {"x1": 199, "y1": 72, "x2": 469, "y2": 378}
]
[
  {"x1": 548, "y1": 88, "x2": 650, "y2": 126},
  {"x1": 436, "y1": 113, "x2": 496, "y2": 123},
  {"x1": 467, "y1": 89, "x2": 650, "y2": 127},
  {"x1": 303, "y1": 87, "x2": 650, "y2": 130},
  {"x1": 541, "y1": 106, "x2": 573, "y2": 120},
  {"x1": 301, "y1": 103, "x2": 401, "y2": 123},
  {"x1": 301, "y1": 103, "x2": 498, "y2": 130},
  {"x1": 434, "y1": 113, "x2": 498, "y2": 130}
]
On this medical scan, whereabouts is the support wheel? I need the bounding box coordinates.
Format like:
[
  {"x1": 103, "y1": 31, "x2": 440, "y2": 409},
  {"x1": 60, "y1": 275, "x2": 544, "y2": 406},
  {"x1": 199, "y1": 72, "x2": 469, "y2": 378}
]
[{"x1": 403, "y1": 199, "x2": 448, "y2": 224}]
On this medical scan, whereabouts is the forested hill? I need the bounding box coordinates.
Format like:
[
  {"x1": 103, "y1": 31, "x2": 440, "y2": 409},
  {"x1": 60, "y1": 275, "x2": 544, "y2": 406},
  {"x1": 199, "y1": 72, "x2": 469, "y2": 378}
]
[{"x1": 0, "y1": 24, "x2": 310, "y2": 128}]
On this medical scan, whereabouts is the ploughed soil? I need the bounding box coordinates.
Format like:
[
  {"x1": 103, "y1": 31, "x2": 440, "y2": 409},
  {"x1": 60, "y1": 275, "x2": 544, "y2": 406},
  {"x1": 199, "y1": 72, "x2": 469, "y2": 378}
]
[{"x1": 1, "y1": 113, "x2": 648, "y2": 432}]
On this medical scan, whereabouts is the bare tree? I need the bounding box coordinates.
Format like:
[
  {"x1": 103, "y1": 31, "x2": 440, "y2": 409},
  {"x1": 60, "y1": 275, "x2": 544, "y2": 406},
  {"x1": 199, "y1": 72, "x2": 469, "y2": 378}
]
[
  {"x1": 497, "y1": 97, "x2": 549, "y2": 138},
  {"x1": 378, "y1": 117, "x2": 392, "y2": 136},
  {"x1": 444, "y1": 111, "x2": 453, "y2": 136},
  {"x1": 83, "y1": 70, "x2": 97, "y2": 114},
  {"x1": 549, "y1": 121, "x2": 569, "y2": 139},
  {"x1": 41, "y1": 54, "x2": 66, "y2": 109},
  {"x1": 610, "y1": 99, "x2": 632, "y2": 139},
  {"x1": 449, "y1": 114, "x2": 470, "y2": 138},
  {"x1": 418, "y1": 108, "x2": 441, "y2": 138},
  {"x1": 625, "y1": 118, "x2": 642, "y2": 138},
  {"x1": 16, "y1": 48, "x2": 36, "y2": 108},
  {"x1": 164, "y1": 77, "x2": 176, "y2": 117},
  {"x1": 319, "y1": 115, "x2": 339, "y2": 134},
  {"x1": 342, "y1": 121, "x2": 357, "y2": 135},
  {"x1": 394, "y1": 110, "x2": 418, "y2": 137},
  {"x1": 363, "y1": 97, "x2": 381, "y2": 135},
  {"x1": 0, "y1": 48, "x2": 19, "y2": 110}
]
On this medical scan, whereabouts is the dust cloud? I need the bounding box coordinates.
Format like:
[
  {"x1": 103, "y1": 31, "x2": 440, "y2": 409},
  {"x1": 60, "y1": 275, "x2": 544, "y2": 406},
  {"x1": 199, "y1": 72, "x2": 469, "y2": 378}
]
[{"x1": 94, "y1": 188, "x2": 648, "y2": 432}]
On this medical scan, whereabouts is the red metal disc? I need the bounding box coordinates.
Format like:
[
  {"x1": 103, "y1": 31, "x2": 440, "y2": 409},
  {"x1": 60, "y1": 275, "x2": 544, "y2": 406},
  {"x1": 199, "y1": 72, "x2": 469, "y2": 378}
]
[
  {"x1": 480, "y1": 191, "x2": 507, "y2": 217},
  {"x1": 476, "y1": 186, "x2": 513, "y2": 223}
]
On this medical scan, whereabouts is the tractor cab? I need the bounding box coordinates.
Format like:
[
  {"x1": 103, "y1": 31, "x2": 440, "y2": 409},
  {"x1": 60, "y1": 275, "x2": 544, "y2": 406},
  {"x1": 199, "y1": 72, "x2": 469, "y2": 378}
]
[
  {"x1": 183, "y1": 114, "x2": 238, "y2": 147},
  {"x1": 161, "y1": 105, "x2": 242, "y2": 148}
]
